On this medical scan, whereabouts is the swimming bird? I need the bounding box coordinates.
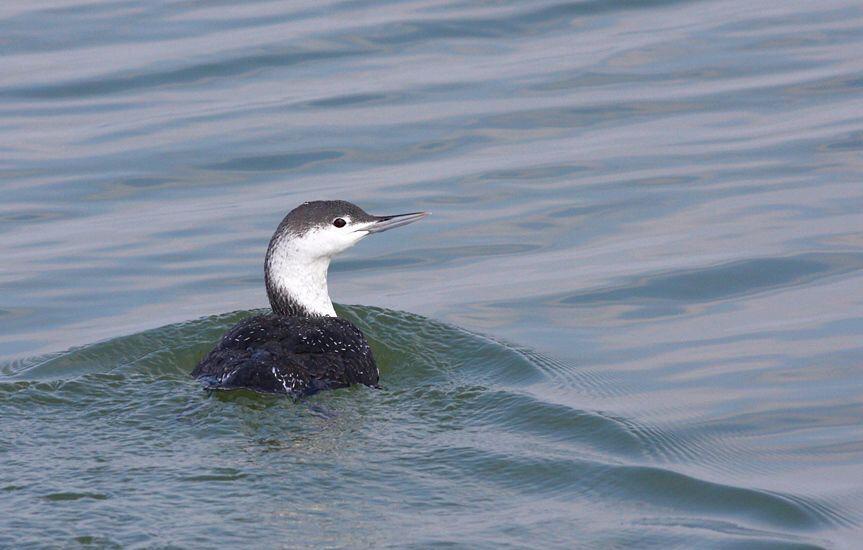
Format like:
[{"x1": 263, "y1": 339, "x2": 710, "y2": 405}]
[{"x1": 192, "y1": 200, "x2": 427, "y2": 396}]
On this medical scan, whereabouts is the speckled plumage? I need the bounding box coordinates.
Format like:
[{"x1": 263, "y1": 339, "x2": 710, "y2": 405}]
[{"x1": 192, "y1": 314, "x2": 378, "y2": 395}]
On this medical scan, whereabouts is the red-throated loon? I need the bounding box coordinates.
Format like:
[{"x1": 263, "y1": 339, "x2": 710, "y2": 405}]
[{"x1": 192, "y1": 200, "x2": 427, "y2": 396}]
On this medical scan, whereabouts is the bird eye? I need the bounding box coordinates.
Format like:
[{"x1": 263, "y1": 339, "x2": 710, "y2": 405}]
[{"x1": 333, "y1": 218, "x2": 346, "y2": 228}]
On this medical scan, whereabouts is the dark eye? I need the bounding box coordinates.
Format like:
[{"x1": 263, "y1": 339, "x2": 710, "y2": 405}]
[{"x1": 333, "y1": 218, "x2": 346, "y2": 228}]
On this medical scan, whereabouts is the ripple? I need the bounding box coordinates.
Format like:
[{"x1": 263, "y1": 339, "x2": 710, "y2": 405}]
[
  {"x1": 43, "y1": 492, "x2": 109, "y2": 502},
  {"x1": 562, "y1": 252, "x2": 863, "y2": 307},
  {"x1": 420, "y1": 446, "x2": 840, "y2": 530},
  {"x1": 0, "y1": 48, "x2": 361, "y2": 99},
  {"x1": 179, "y1": 468, "x2": 249, "y2": 483},
  {"x1": 207, "y1": 150, "x2": 344, "y2": 172}
]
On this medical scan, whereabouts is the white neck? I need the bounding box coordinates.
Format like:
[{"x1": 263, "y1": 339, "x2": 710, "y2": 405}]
[{"x1": 265, "y1": 233, "x2": 337, "y2": 317}]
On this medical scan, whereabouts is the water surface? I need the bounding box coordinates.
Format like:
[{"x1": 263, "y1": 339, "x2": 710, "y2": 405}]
[{"x1": 2, "y1": 0, "x2": 863, "y2": 547}]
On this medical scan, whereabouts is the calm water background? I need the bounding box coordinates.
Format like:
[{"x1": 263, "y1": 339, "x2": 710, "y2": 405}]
[{"x1": 2, "y1": 0, "x2": 863, "y2": 547}]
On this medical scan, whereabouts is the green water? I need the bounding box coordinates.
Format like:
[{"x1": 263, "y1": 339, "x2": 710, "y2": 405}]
[
  {"x1": 2, "y1": 0, "x2": 863, "y2": 547},
  {"x1": 3, "y1": 307, "x2": 846, "y2": 548}
]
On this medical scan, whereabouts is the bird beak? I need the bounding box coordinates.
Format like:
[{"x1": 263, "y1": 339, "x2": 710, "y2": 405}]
[{"x1": 366, "y1": 211, "x2": 429, "y2": 233}]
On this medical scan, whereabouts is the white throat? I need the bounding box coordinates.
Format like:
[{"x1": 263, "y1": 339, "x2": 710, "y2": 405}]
[{"x1": 265, "y1": 232, "x2": 337, "y2": 317}]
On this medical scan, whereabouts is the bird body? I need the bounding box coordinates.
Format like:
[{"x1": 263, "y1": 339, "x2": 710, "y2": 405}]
[
  {"x1": 192, "y1": 314, "x2": 377, "y2": 395},
  {"x1": 192, "y1": 200, "x2": 426, "y2": 396}
]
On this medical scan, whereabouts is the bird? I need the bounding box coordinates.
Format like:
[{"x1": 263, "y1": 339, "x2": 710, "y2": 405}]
[{"x1": 192, "y1": 200, "x2": 427, "y2": 396}]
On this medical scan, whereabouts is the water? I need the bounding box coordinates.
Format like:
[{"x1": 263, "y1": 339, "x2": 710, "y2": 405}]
[{"x1": 2, "y1": 0, "x2": 862, "y2": 547}]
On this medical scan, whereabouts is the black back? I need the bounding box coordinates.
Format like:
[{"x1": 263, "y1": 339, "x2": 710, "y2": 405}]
[{"x1": 192, "y1": 314, "x2": 378, "y2": 396}]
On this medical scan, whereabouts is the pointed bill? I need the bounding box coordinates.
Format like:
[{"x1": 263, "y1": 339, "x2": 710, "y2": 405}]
[{"x1": 366, "y1": 211, "x2": 428, "y2": 233}]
